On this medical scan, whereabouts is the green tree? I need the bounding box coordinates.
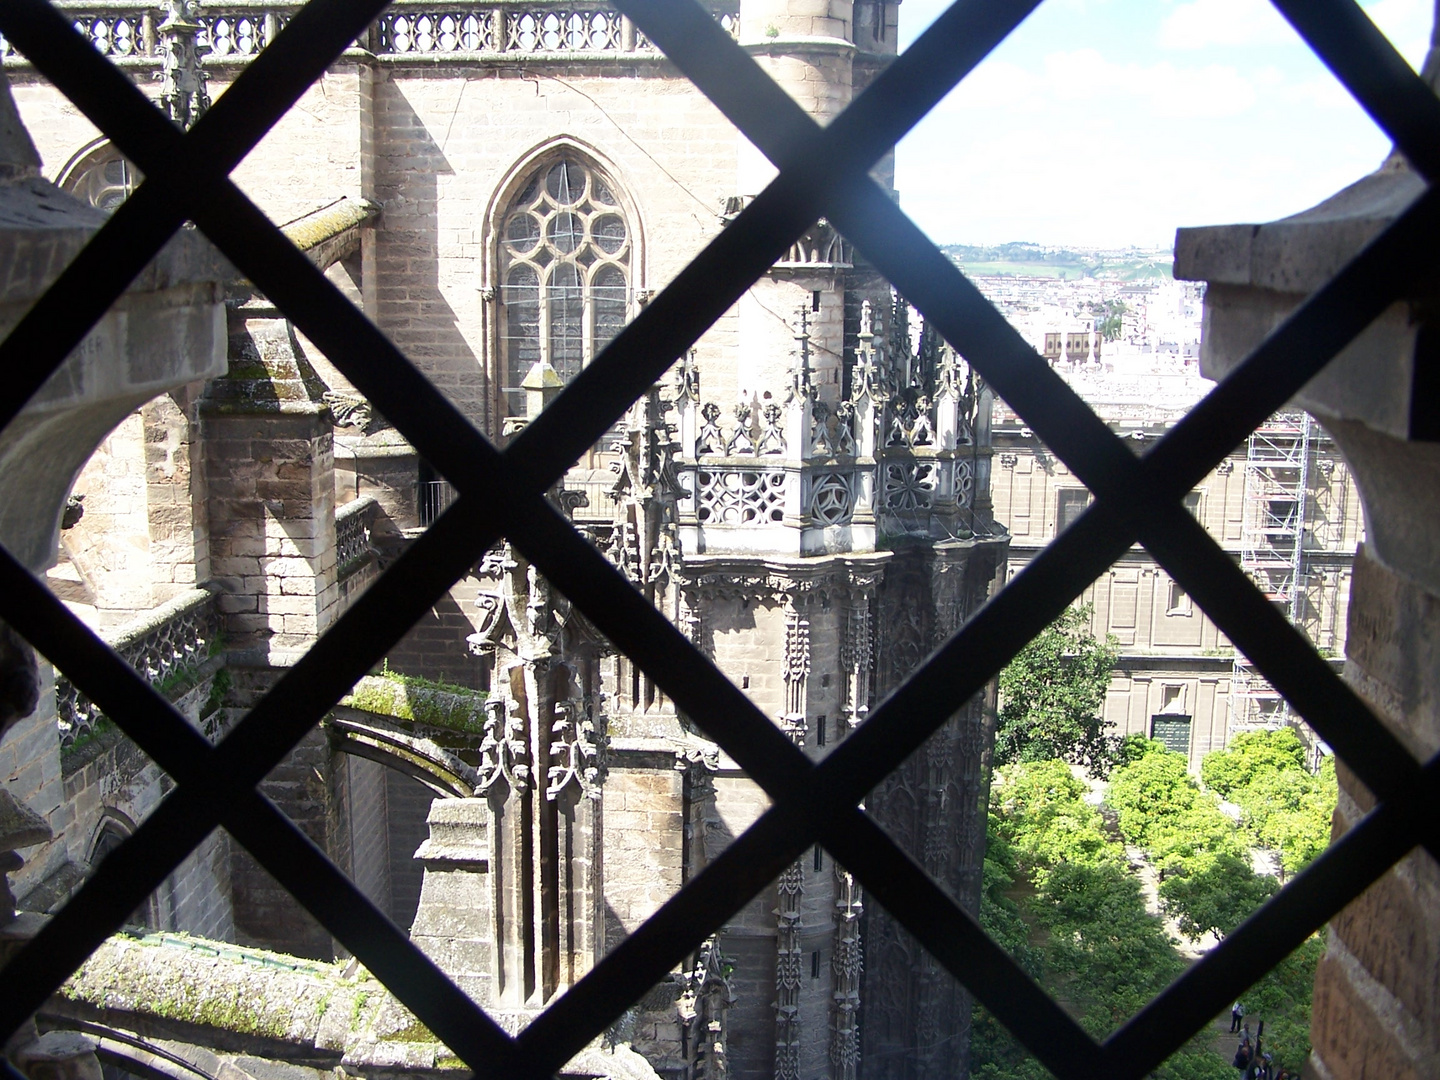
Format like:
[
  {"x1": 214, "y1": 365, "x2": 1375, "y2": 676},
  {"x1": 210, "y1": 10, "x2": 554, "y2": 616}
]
[
  {"x1": 1202, "y1": 729, "x2": 1337, "y2": 875},
  {"x1": 991, "y1": 759, "x2": 1121, "y2": 876},
  {"x1": 1106, "y1": 742, "x2": 1244, "y2": 870},
  {"x1": 996, "y1": 605, "x2": 1120, "y2": 777},
  {"x1": 1158, "y1": 852, "x2": 1279, "y2": 941}
]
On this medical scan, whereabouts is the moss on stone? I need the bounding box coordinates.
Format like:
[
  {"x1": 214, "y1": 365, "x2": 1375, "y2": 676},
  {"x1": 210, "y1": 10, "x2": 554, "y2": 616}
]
[
  {"x1": 342, "y1": 670, "x2": 488, "y2": 735},
  {"x1": 61, "y1": 934, "x2": 358, "y2": 1045},
  {"x1": 281, "y1": 198, "x2": 381, "y2": 253},
  {"x1": 350, "y1": 990, "x2": 370, "y2": 1032},
  {"x1": 367, "y1": 993, "x2": 441, "y2": 1045}
]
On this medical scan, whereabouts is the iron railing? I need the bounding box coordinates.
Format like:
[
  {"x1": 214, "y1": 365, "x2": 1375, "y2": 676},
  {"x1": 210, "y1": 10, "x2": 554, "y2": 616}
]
[{"x1": 0, "y1": 2, "x2": 1438, "y2": 1080}]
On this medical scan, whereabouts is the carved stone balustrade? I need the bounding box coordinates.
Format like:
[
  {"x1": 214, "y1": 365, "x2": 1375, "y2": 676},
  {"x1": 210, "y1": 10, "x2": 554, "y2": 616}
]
[
  {"x1": 676, "y1": 360, "x2": 991, "y2": 557},
  {"x1": 0, "y1": 1, "x2": 741, "y2": 66},
  {"x1": 53, "y1": 587, "x2": 219, "y2": 750}
]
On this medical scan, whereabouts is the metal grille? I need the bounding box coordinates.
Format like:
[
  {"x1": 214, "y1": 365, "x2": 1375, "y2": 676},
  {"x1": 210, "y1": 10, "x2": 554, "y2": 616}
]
[{"x1": 0, "y1": 0, "x2": 1438, "y2": 1078}]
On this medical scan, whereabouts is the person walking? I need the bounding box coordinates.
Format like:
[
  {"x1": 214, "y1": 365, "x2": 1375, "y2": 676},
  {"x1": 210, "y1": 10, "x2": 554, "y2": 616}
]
[{"x1": 1231, "y1": 1001, "x2": 1245, "y2": 1033}]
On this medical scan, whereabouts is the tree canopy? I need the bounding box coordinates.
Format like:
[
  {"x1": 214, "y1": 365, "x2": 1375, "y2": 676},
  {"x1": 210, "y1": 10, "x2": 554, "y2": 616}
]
[
  {"x1": 995, "y1": 604, "x2": 1121, "y2": 777},
  {"x1": 1202, "y1": 728, "x2": 1336, "y2": 876}
]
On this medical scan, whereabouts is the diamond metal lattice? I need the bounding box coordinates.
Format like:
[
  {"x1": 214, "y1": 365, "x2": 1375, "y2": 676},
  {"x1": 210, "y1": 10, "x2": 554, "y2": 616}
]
[{"x1": 0, "y1": 1, "x2": 1438, "y2": 1079}]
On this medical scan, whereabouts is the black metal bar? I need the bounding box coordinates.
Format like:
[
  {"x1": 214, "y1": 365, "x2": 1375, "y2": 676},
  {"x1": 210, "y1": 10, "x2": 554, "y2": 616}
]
[
  {"x1": 1137, "y1": 504, "x2": 1434, "y2": 818},
  {"x1": 0, "y1": 547, "x2": 519, "y2": 1072},
  {"x1": 621, "y1": 0, "x2": 1439, "y2": 859},
  {"x1": 0, "y1": 497, "x2": 510, "y2": 1038},
  {"x1": 615, "y1": 0, "x2": 1143, "y2": 504},
  {"x1": 522, "y1": 506, "x2": 1133, "y2": 1072},
  {"x1": 511, "y1": 0, "x2": 1046, "y2": 483},
  {"x1": 824, "y1": 810, "x2": 1109, "y2": 1079},
  {"x1": 0, "y1": 0, "x2": 391, "y2": 431},
  {"x1": 1, "y1": 2, "x2": 1436, "y2": 1079},
  {"x1": 1270, "y1": 0, "x2": 1440, "y2": 182}
]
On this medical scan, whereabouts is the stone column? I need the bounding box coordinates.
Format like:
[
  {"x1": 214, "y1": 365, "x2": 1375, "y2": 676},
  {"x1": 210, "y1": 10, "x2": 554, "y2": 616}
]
[
  {"x1": 202, "y1": 294, "x2": 343, "y2": 957},
  {"x1": 409, "y1": 798, "x2": 496, "y2": 1005},
  {"x1": 1176, "y1": 20, "x2": 1440, "y2": 1066},
  {"x1": 203, "y1": 295, "x2": 340, "y2": 666},
  {"x1": 732, "y1": 0, "x2": 856, "y2": 400}
]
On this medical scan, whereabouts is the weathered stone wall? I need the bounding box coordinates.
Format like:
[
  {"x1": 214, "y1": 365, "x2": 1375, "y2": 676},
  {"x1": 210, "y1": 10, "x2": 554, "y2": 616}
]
[
  {"x1": 385, "y1": 766, "x2": 435, "y2": 929},
  {"x1": 367, "y1": 61, "x2": 739, "y2": 430},
  {"x1": 36, "y1": 668, "x2": 234, "y2": 938},
  {"x1": 204, "y1": 407, "x2": 339, "y2": 662},
  {"x1": 60, "y1": 412, "x2": 155, "y2": 619},
  {"x1": 141, "y1": 387, "x2": 212, "y2": 603},
  {"x1": 1313, "y1": 546, "x2": 1439, "y2": 1080},
  {"x1": 381, "y1": 575, "x2": 488, "y2": 691},
  {"x1": 2, "y1": 669, "x2": 65, "y2": 905},
  {"x1": 602, "y1": 751, "x2": 686, "y2": 944},
  {"x1": 224, "y1": 666, "x2": 336, "y2": 959},
  {"x1": 343, "y1": 751, "x2": 392, "y2": 918},
  {"x1": 409, "y1": 798, "x2": 496, "y2": 1003},
  {"x1": 54, "y1": 388, "x2": 212, "y2": 625}
]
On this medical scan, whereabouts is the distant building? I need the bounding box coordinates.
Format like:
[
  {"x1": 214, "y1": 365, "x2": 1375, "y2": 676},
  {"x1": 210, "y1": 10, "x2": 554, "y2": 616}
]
[{"x1": 987, "y1": 355, "x2": 1362, "y2": 770}]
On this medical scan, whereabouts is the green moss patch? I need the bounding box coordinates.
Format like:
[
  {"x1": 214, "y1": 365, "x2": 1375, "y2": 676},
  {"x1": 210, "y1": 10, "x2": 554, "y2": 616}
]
[{"x1": 342, "y1": 670, "x2": 488, "y2": 735}]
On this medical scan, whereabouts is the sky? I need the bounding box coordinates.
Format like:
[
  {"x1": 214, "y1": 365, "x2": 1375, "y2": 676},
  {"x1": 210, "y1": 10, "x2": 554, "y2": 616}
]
[{"x1": 892, "y1": 0, "x2": 1434, "y2": 248}]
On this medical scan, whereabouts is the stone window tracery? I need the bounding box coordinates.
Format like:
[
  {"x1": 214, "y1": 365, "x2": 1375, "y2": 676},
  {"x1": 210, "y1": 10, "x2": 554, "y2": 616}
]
[
  {"x1": 57, "y1": 140, "x2": 142, "y2": 212},
  {"x1": 497, "y1": 154, "x2": 631, "y2": 417}
]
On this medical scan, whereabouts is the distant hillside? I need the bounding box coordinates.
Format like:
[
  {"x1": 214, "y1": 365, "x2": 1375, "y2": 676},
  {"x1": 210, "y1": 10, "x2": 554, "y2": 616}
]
[{"x1": 941, "y1": 242, "x2": 1173, "y2": 280}]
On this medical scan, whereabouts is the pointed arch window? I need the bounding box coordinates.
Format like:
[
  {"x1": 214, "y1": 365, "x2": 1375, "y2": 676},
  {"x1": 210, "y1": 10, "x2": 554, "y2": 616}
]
[{"x1": 498, "y1": 155, "x2": 632, "y2": 418}]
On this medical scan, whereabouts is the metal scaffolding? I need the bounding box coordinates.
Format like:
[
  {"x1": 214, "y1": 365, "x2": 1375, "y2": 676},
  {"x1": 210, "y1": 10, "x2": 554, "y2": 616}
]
[{"x1": 1230, "y1": 411, "x2": 1313, "y2": 731}]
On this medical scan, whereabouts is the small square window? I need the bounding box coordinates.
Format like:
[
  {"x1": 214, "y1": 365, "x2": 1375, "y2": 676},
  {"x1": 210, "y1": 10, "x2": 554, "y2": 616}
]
[
  {"x1": 1167, "y1": 579, "x2": 1191, "y2": 615},
  {"x1": 1159, "y1": 684, "x2": 1187, "y2": 714}
]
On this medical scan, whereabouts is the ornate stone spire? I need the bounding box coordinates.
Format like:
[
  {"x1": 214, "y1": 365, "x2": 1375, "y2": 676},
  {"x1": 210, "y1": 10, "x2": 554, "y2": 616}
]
[{"x1": 157, "y1": 0, "x2": 211, "y2": 129}]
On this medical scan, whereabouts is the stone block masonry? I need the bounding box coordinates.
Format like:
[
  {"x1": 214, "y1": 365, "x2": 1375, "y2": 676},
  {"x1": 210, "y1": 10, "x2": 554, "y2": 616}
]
[
  {"x1": 203, "y1": 407, "x2": 339, "y2": 660},
  {"x1": 1314, "y1": 548, "x2": 1440, "y2": 1080}
]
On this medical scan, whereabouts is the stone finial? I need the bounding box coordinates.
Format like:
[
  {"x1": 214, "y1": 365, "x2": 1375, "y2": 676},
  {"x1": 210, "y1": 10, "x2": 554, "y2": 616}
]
[
  {"x1": 521, "y1": 360, "x2": 564, "y2": 420},
  {"x1": 0, "y1": 68, "x2": 42, "y2": 182},
  {"x1": 0, "y1": 787, "x2": 52, "y2": 926}
]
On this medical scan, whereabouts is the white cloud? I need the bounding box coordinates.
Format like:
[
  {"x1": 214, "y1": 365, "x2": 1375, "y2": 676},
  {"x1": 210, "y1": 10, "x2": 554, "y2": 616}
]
[
  {"x1": 1158, "y1": 0, "x2": 1298, "y2": 50},
  {"x1": 942, "y1": 49, "x2": 1257, "y2": 119},
  {"x1": 1159, "y1": 0, "x2": 1431, "y2": 64},
  {"x1": 1278, "y1": 75, "x2": 1361, "y2": 111},
  {"x1": 1360, "y1": 0, "x2": 1432, "y2": 68}
]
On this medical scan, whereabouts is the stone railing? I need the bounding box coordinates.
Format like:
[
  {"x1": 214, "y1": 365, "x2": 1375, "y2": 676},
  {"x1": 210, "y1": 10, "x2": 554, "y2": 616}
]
[
  {"x1": 0, "y1": 1, "x2": 738, "y2": 63},
  {"x1": 335, "y1": 495, "x2": 378, "y2": 576},
  {"x1": 55, "y1": 587, "x2": 219, "y2": 750},
  {"x1": 1, "y1": 2, "x2": 289, "y2": 63}
]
